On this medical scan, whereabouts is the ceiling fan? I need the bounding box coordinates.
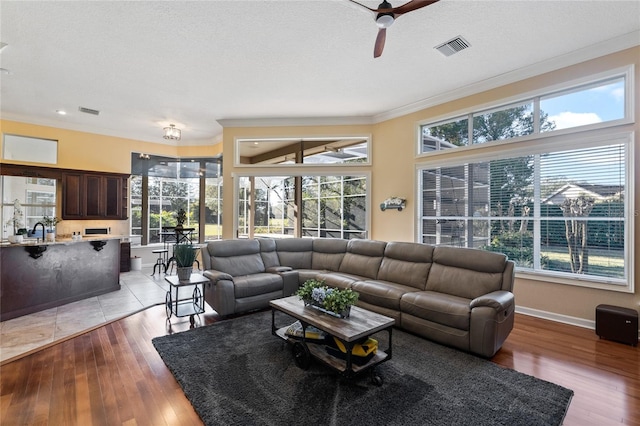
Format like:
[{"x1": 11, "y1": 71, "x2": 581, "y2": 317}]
[{"x1": 347, "y1": 0, "x2": 440, "y2": 58}]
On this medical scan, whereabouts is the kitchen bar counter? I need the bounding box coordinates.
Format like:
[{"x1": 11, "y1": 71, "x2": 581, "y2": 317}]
[
  {"x1": 0, "y1": 238, "x2": 121, "y2": 321},
  {"x1": 0, "y1": 234, "x2": 123, "y2": 247}
]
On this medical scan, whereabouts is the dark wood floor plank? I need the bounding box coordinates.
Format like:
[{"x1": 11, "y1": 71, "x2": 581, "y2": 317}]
[
  {"x1": 91, "y1": 324, "x2": 129, "y2": 424},
  {"x1": 32, "y1": 350, "x2": 56, "y2": 425},
  {"x1": 493, "y1": 314, "x2": 639, "y2": 426},
  {"x1": 1, "y1": 355, "x2": 35, "y2": 425},
  {"x1": 1, "y1": 306, "x2": 638, "y2": 426}
]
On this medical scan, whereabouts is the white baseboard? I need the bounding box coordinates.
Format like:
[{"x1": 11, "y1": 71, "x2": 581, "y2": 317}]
[
  {"x1": 515, "y1": 306, "x2": 596, "y2": 330},
  {"x1": 515, "y1": 305, "x2": 640, "y2": 339}
]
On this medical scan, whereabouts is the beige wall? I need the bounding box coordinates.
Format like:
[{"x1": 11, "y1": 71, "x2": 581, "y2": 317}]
[
  {"x1": 1, "y1": 46, "x2": 638, "y2": 325},
  {"x1": 0, "y1": 120, "x2": 222, "y2": 173}
]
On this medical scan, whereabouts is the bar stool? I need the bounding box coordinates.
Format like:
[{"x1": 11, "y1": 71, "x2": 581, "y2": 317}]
[{"x1": 151, "y1": 248, "x2": 169, "y2": 275}]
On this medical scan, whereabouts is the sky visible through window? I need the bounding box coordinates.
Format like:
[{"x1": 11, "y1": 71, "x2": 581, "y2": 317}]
[
  {"x1": 541, "y1": 79, "x2": 624, "y2": 130},
  {"x1": 540, "y1": 79, "x2": 625, "y2": 186}
]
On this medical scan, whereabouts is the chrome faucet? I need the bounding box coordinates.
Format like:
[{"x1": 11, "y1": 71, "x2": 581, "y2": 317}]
[{"x1": 32, "y1": 222, "x2": 46, "y2": 243}]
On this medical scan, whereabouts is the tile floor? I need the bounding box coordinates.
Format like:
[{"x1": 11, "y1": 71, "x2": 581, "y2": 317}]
[{"x1": 0, "y1": 267, "x2": 178, "y2": 363}]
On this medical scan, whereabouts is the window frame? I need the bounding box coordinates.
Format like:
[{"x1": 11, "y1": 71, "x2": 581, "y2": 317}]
[
  {"x1": 416, "y1": 130, "x2": 634, "y2": 292},
  {"x1": 416, "y1": 65, "x2": 634, "y2": 157},
  {"x1": 415, "y1": 65, "x2": 635, "y2": 293},
  {"x1": 232, "y1": 170, "x2": 371, "y2": 240},
  {"x1": 234, "y1": 135, "x2": 372, "y2": 168}
]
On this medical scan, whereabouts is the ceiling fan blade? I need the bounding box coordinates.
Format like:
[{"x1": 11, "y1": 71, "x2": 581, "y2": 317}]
[
  {"x1": 346, "y1": 0, "x2": 376, "y2": 13},
  {"x1": 392, "y1": 0, "x2": 439, "y2": 16},
  {"x1": 374, "y1": 28, "x2": 386, "y2": 58}
]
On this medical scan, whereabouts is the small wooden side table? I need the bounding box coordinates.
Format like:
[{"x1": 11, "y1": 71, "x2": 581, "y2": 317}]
[{"x1": 164, "y1": 273, "x2": 209, "y2": 326}]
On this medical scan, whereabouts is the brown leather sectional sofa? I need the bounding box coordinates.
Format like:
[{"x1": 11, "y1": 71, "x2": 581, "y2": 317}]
[{"x1": 201, "y1": 238, "x2": 515, "y2": 358}]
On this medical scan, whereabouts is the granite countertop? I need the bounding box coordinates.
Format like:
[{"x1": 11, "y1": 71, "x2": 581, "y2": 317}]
[{"x1": 0, "y1": 235, "x2": 124, "y2": 247}]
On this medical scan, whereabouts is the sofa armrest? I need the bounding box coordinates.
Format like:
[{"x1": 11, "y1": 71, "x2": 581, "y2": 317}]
[
  {"x1": 470, "y1": 291, "x2": 514, "y2": 314},
  {"x1": 470, "y1": 291, "x2": 515, "y2": 357},
  {"x1": 266, "y1": 266, "x2": 293, "y2": 274},
  {"x1": 203, "y1": 270, "x2": 233, "y2": 284}
]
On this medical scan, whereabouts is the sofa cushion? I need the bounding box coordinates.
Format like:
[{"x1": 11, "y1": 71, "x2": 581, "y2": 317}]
[
  {"x1": 378, "y1": 242, "x2": 433, "y2": 290},
  {"x1": 314, "y1": 272, "x2": 362, "y2": 290},
  {"x1": 425, "y1": 246, "x2": 507, "y2": 299},
  {"x1": 233, "y1": 273, "x2": 283, "y2": 298},
  {"x1": 401, "y1": 291, "x2": 471, "y2": 331},
  {"x1": 352, "y1": 280, "x2": 420, "y2": 311},
  {"x1": 338, "y1": 239, "x2": 386, "y2": 280},
  {"x1": 275, "y1": 238, "x2": 313, "y2": 269},
  {"x1": 312, "y1": 238, "x2": 348, "y2": 271},
  {"x1": 207, "y1": 239, "x2": 266, "y2": 276},
  {"x1": 258, "y1": 238, "x2": 280, "y2": 269},
  {"x1": 433, "y1": 246, "x2": 507, "y2": 273}
]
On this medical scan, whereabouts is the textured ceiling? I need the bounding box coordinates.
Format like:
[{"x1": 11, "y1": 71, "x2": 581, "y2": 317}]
[{"x1": 0, "y1": 1, "x2": 639, "y2": 146}]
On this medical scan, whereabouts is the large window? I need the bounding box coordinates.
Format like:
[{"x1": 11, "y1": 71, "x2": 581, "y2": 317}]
[
  {"x1": 130, "y1": 154, "x2": 222, "y2": 245},
  {"x1": 420, "y1": 74, "x2": 627, "y2": 154},
  {"x1": 1, "y1": 176, "x2": 56, "y2": 238},
  {"x1": 235, "y1": 137, "x2": 370, "y2": 166},
  {"x1": 301, "y1": 175, "x2": 366, "y2": 239},
  {"x1": 237, "y1": 174, "x2": 368, "y2": 239},
  {"x1": 417, "y1": 69, "x2": 633, "y2": 290}
]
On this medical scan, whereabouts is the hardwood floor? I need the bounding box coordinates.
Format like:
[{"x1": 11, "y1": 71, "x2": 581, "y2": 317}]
[{"x1": 1, "y1": 306, "x2": 638, "y2": 425}]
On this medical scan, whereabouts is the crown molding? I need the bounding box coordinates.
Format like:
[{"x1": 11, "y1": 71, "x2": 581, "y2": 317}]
[
  {"x1": 217, "y1": 115, "x2": 374, "y2": 128},
  {"x1": 373, "y1": 30, "x2": 640, "y2": 124}
]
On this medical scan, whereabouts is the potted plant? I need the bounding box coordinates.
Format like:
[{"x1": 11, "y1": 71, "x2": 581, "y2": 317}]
[
  {"x1": 6, "y1": 199, "x2": 25, "y2": 242},
  {"x1": 42, "y1": 215, "x2": 61, "y2": 242},
  {"x1": 296, "y1": 279, "x2": 359, "y2": 318},
  {"x1": 173, "y1": 243, "x2": 197, "y2": 281},
  {"x1": 174, "y1": 208, "x2": 187, "y2": 231}
]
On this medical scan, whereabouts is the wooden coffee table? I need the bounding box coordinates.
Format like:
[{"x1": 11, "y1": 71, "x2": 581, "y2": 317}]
[{"x1": 270, "y1": 295, "x2": 395, "y2": 385}]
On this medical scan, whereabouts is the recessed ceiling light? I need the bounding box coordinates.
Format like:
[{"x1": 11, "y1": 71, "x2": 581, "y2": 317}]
[{"x1": 56, "y1": 110, "x2": 67, "y2": 115}]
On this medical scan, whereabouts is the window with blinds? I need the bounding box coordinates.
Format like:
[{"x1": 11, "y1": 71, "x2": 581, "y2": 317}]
[
  {"x1": 419, "y1": 139, "x2": 628, "y2": 284},
  {"x1": 417, "y1": 68, "x2": 633, "y2": 289}
]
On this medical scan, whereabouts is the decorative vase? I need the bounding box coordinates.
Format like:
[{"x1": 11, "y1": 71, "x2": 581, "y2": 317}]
[
  {"x1": 177, "y1": 266, "x2": 192, "y2": 281},
  {"x1": 45, "y1": 232, "x2": 55, "y2": 242},
  {"x1": 8, "y1": 235, "x2": 23, "y2": 244}
]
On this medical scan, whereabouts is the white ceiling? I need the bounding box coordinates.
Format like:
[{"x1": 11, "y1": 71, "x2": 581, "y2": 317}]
[{"x1": 1, "y1": 1, "x2": 639, "y2": 146}]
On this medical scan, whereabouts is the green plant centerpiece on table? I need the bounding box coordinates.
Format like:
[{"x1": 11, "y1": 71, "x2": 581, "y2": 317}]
[
  {"x1": 173, "y1": 243, "x2": 197, "y2": 281},
  {"x1": 296, "y1": 279, "x2": 359, "y2": 318},
  {"x1": 174, "y1": 208, "x2": 187, "y2": 230}
]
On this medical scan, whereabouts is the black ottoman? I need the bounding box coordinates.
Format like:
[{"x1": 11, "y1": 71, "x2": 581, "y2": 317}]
[{"x1": 595, "y1": 304, "x2": 638, "y2": 347}]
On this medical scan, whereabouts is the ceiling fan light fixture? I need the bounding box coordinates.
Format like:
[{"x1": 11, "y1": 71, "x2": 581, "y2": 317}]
[
  {"x1": 375, "y1": 13, "x2": 394, "y2": 28},
  {"x1": 163, "y1": 124, "x2": 181, "y2": 141}
]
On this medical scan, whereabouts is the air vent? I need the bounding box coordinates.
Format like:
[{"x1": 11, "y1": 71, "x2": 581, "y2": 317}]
[
  {"x1": 435, "y1": 36, "x2": 470, "y2": 57},
  {"x1": 78, "y1": 106, "x2": 100, "y2": 116}
]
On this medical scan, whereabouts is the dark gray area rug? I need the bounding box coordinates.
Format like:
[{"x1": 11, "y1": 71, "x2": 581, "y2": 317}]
[{"x1": 152, "y1": 311, "x2": 572, "y2": 426}]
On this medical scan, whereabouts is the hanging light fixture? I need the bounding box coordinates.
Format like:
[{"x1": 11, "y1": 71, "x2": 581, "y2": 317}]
[{"x1": 163, "y1": 124, "x2": 181, "y2": 141}]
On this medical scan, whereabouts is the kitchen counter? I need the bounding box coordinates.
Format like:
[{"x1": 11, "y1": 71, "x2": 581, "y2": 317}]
[
  {"x1": 0, "y1": 234, "x2": 123, "y2": 247},
  {"x1": 0, "y1": 238, "x2": 121, "y2": 321}
]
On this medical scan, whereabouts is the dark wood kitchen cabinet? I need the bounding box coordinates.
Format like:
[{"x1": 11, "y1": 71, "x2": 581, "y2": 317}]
[
  {"x1": 62, "y1": 171, "x2": 129, "y2": 220},
  {"x1": 62, "y1": 172, "x2": 84, "y2": 219}
]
